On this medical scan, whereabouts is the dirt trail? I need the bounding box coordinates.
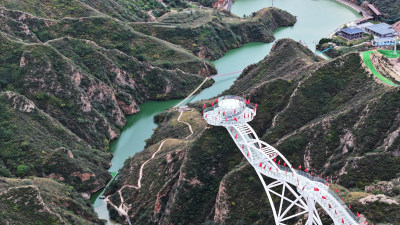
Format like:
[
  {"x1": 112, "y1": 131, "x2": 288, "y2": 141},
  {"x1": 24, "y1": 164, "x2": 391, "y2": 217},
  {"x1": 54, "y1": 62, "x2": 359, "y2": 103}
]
[{"x1": 106, "y1": 110, "x2": 194, "y2": 223}]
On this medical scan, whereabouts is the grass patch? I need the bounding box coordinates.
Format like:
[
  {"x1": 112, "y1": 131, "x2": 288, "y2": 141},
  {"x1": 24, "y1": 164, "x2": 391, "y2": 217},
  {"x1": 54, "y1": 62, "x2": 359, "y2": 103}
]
[
  {"x1": 362, "y1": 51, "x2": 400, "y2": 86},
  {"x1": 377, "y1": 49, "x2": 400, "y2": 58}
]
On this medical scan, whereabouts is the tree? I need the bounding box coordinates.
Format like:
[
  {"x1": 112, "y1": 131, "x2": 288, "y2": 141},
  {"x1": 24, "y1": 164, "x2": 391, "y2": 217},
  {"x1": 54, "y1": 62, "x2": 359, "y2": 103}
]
[{"x1": 17, "y1": 165, "x2": 28, "y2": 178}]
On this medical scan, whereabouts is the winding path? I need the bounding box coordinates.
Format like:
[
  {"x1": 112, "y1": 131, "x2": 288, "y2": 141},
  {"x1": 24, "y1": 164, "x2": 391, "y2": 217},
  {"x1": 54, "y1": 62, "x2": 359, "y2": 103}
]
[{"x1": 105, "y1": 110, "x2": 194, "y2": 223}]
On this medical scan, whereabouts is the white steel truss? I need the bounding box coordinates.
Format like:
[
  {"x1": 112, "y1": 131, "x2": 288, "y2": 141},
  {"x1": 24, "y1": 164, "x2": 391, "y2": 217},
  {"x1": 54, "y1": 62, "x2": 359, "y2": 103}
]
[{"x1": 203, "y1": 96, "x2": 361, "y2": 225}]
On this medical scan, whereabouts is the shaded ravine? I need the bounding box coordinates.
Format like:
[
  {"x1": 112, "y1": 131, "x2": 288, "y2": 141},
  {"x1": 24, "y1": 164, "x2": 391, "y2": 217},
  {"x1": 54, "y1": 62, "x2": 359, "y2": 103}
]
[
  {"x1": 93, "y1": 0, "x2": 361, "y2": 223},
  {"x1": 106, "y1": 110, "x2": 195, "y2": 224}
]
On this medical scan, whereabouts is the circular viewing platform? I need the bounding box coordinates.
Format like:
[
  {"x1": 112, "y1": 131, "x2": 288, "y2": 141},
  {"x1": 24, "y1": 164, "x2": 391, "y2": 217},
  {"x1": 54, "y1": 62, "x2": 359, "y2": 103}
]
[{"x1": 203, "y1": 95, "x2": 256, "y2": 126}]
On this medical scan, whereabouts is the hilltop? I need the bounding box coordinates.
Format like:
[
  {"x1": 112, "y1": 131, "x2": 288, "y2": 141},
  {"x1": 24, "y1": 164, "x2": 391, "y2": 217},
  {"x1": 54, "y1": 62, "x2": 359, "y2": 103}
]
[
  {"x1": 133, "y1": 8, "x2": 296, "y2": 59},
  {"x1": 0, "y1": 177, "x2": 104, "y2": 224},
  {"x1": 228, "y1": 38, "x2": 321, "y2": 93},
  {"x1": 0, "y1": 0, "x2": 200, "y2": 22},
  {"x1": 107, "y1": 39, "x2": 400, "y2": 224}
]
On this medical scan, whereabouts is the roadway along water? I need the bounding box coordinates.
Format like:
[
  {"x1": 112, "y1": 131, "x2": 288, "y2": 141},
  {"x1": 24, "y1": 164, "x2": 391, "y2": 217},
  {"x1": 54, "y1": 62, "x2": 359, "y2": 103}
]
[{"x1": 93, "y1": 0, "x2": 361, "y2": 223}]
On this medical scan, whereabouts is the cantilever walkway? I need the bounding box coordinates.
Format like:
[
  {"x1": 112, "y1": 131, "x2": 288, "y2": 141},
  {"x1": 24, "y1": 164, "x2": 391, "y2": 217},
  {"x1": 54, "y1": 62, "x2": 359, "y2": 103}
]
[
  {"x1": 203, "y1": 96, "x2": 368, "y2": 225},
  {"x1": 228, "y1": 123, "x2": 360, "y2": 224}
]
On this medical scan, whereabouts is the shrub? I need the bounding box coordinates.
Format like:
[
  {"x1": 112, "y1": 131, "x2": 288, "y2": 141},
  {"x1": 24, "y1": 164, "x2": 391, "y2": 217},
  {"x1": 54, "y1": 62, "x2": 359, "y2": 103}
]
[
  {"x1": 16, "y1": 165, "x2": 28, "y2": 178},
  {"x1": 162, "y1": 61, "x2": 172, "y2": 69},
  {"x1": 319, "y1": 38, "x2": 332, "y2": 45}
]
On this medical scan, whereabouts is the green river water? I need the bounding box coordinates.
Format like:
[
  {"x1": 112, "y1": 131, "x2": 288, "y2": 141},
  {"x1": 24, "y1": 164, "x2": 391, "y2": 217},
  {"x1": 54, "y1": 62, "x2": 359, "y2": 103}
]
[{"x1": 93, "y1": 0, "x2": 361, "y2": 223}]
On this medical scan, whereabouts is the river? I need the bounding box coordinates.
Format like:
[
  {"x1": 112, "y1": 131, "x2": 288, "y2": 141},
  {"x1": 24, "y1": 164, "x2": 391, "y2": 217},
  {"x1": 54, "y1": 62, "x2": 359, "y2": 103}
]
[{"x1": 92, "y1": 0, "x2": 361, "y2": 223}]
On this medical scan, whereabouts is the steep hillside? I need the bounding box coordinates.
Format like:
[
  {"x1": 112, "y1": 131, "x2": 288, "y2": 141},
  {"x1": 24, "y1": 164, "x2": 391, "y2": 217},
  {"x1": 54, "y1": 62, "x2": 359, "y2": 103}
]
[
  {"x1": 0, "y1": 0, "x2": 102, "y2": 19},
  {"x1": 364, "y1": 0, "x2": 400, "y2": 21},
  {"x1": 0, "y1": 32, "x2": 205, "y2": 148},
  {"x1": 0, "y1": 7, "x2": 215, "y2": 75},
  {"x1": 189, "y1": 0, "x2": 219, "y2": 8},
  {"x1": 0, "y1": 0, "x2": 194, "y2": 22},
  {"x1": 346, "y1": 0, "x2": 400, "y2": 22},
  {"x1": 107, "y1": 39, "x2": 400, "y2": 224},
  {"x1": 133, "y1": 8, "x2": 296, "y2": 59},
  {"x1": 105, "y1": 109, "x2": 247, "y2": 224},
  {"x1": 0, "y1": 177, "x2": 104, "y2": 224},
  {"x1": 228, "y1": 38, "x2": 321, "y2": 94},
  {"x1": 0, "y1": 91, "x2": 112, "y2": 193}
]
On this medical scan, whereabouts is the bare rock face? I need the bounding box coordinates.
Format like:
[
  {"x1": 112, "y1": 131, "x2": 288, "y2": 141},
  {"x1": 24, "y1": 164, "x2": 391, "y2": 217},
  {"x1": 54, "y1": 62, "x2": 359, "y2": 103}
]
[
  {"x1": 359, "y1": 194, "x2": 399, "y2": 205},
  {"x1": 198, "y1": 62, "x2": 217, "y2": 76},
  {"x1": 117, "y1": 99, "x2": 140, "y2": 114},
  {"x1": 214, "y1": 178, "x2": 229, "y2": 224},
  {"x1": 340, "y1": 130, "x2": 355, "y2": 154},
  {"x1": 48, "y1": 173, "x2": 65, "y2": 181},
  {"x1": 365, "y1": 181, "x2": 394, "y2": 195},
  {"x1": 81, "y1": 192, "x2": 91, "y2": 200},
  {"x1": 18, "y1": 45, "x2": 119, "y2": 148},
  {"x1": 153, "y1": 182, "x2": 174, "y2": 216},
  {"x1": 5, "y1": 91, "x2": 35, "y2": 112},
  {"x1": 42, "y1": 148, "x2": 111, "y2": 194},
  {"x1": 72, "y1": 171, "x2": 95, "y2": 182}
]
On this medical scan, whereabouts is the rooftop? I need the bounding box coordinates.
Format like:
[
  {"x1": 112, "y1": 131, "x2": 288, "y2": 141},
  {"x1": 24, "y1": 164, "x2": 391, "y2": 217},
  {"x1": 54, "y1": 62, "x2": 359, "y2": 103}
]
[
  {"x1": 373, "y1": 37, "x2": 398, "y2": 46},
  {"x1": 340, "y1": 27, "x2": 363, "y2": 35},
  {"x1": 354, "y1": 16, "x2": 373, "y2": 24},
  {"x1": 374, "y1": 37, "x2": 395, "y2": 42},
  {"x1": 368, "y1": 4, "x2": 382, "y2": 16},
  {"x1": 366, "y1": 23, "x2": 395, "y2": 35},
  {"x1": 356, "y1": 22, "x2": 374, "y2": 30}
]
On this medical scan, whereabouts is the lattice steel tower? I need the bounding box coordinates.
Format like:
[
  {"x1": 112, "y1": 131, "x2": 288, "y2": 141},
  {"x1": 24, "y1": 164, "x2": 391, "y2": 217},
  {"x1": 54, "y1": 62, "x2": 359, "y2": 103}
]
[{"x1": 203, "y1": 95, "x2": 362, "y2": 225}]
